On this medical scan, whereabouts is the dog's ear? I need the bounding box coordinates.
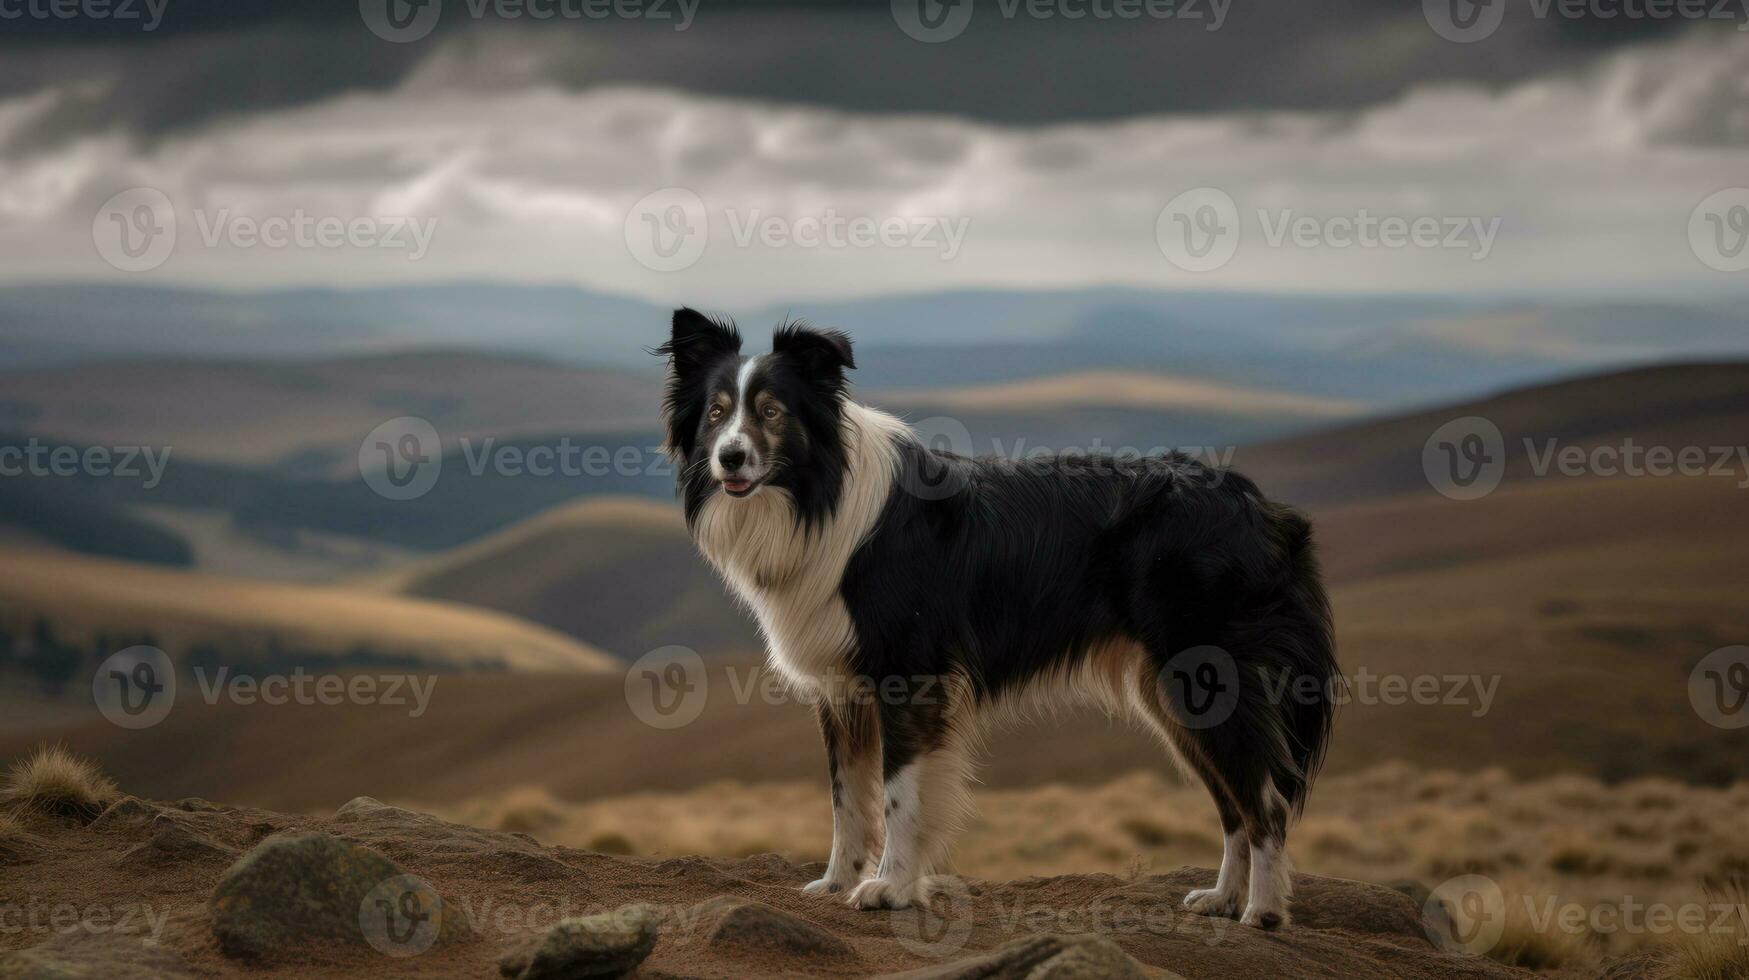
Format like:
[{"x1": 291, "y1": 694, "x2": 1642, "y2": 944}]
[
  {"x1": 654, "y1": 308, "x2": 742, "y2": 376},
  {"x1": 772, "y1": 323, "x2": 854, "y2": 396},
  {"x1": 652, "y1": 309, "x2": 741, "y2": 459}
]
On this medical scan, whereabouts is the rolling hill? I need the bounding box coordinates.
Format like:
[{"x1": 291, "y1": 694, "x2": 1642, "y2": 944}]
[
  {"x1": 0, "y1": 547, "x2": 617, "y2": 676},
  {"x1": 371, "y1": 497, "x2": 761, "y2": 660},
  {"x1": 1233, "y1": 360, "x2": 1749, "y2": 509}
]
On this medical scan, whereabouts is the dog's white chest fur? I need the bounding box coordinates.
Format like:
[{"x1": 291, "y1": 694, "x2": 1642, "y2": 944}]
[{"x1": 691, "y1": 403, "x2": 906, "y2": 693}]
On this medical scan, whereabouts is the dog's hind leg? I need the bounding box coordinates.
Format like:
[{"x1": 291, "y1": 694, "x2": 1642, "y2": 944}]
[
  {"x1": 805, "y1": 696, "x2": 882, "y2": 895},
  {"x1": 1137, "y1": 639, "x2": 1297, "y2": 929},
  {"x1": 846, "y1": 674, "x2": 974, "y2": 911},
  {"x1": 1236, "y1": 776, "x2": 1294, "y2": 930},
  {"x1": 1132, "y1": 672, "x2": 1250, "y2": 920}
]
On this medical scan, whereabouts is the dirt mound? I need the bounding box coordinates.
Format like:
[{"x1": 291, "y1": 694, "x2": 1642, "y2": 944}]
[{"x1": 0, "y1": 792, "x2": 1540, "y2": 979}]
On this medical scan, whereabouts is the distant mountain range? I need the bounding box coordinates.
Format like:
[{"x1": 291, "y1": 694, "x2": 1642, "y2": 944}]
[{"x1": 5, "y1": 283, "x2": 1747, "y2": 409}]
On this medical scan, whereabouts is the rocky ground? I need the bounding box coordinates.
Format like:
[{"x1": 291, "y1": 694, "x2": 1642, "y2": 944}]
[{"x1": 0, "y1": 790, "x2": 1553, "y2": 979}]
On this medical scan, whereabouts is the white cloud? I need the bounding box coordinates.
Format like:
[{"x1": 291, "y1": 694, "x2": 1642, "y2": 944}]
[{"x1": 0, "y1": 29, "x2": 1744, "y2": 303}]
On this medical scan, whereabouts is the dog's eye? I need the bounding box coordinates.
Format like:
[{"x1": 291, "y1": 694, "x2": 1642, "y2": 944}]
[
  {"x1": 761, "y1": 404, "x2": 782, "y2": 421},
  {"x1": 707, "y1": 405, "x2": 725, "y2": 422}
]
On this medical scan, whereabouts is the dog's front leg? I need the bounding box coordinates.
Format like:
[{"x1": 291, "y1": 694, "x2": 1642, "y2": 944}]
[
  {"x1": 847, "y1": 678, "x2": 972, "y2": 911},
  {"x1": 804, "y1": 698, "x2": 881, "y2": 895}
]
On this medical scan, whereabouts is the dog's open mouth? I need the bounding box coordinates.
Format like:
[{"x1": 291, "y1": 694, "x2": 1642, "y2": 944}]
[{"x1": 721, "y1": 476, "x2": 760, "y2": 497}]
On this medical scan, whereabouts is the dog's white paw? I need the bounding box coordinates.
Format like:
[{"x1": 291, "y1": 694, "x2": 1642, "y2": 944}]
[
  {"x1": 802, "y1": 874, "x2": 859, "y2": 896},
  {"x1": 846, "y1": 876, "x2": 924, "y2": 910},
  {"x1": 1182, "y1": 887, "x2": 1243, "y2": 919},
  {"x1": 1239, "y1": 904, "x2": 1288, "y2": 930}
]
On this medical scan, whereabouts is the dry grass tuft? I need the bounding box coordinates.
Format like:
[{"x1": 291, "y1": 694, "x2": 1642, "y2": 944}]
[
  {"x1": 0, "y1": 745, "x2": 119, "y2": 821},
  {"x1": 1657, "y1": 879, "x2": 1749, "y2": 980},
  {"x1": 1485, "y1": 883, "x2": 1597, "y2": 971}
]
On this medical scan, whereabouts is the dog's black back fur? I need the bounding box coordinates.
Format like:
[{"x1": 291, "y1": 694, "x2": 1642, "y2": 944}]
[{"x1": 846, "y1": 442, "x2": 1336, "y2": 816}]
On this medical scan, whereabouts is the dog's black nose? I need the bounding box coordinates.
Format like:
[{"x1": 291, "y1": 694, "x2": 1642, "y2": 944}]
[{"x1": 717, "y1": 446, "x2": 747, "y2": 471}]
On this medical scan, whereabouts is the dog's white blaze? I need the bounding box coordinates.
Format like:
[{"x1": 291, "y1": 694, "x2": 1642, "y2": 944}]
[
  {"x1": 709, "y1": 355, "x2": 763, "y2": 476},
  {"x1": 693, "y1": 400, "x2": 907, "y2": 694}
]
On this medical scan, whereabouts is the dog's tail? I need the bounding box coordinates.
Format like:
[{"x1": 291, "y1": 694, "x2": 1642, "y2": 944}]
[{"x1": 1259, "y1": 503, "x2": 1339, "y2": 816}]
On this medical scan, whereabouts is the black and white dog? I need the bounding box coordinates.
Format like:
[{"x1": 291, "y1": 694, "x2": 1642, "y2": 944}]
[{"x1": 655, "y1": 309, "x2": 1338, "y2": 929}]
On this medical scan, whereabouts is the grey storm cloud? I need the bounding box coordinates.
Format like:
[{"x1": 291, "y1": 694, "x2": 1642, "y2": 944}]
[
  {"x1": 2, "y1": 26, "x2": 1744, "y2": 302},
  {"x1": 0, "y1": 0, "x2": 1738, "y2": 158}
]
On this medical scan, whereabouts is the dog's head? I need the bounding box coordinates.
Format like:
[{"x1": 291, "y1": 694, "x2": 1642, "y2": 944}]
[{"x1": 654, "y1": 308, "x2": 855, "y2": 508}]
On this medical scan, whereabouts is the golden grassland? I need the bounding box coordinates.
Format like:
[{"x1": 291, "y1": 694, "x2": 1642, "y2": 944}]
[{"x1": 430, "y1": 764, "x2": 1749, "y2": 972}]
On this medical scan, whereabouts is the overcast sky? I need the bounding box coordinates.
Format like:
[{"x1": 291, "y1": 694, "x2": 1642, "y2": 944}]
[{"x1": 1, "y1": 1, "x2": 1745, "y2": 303}]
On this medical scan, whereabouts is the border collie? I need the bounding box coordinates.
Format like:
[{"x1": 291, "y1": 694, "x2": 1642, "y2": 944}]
[{"x1": 654, "y1": 309, "x2": 1338, "y2": 929}]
